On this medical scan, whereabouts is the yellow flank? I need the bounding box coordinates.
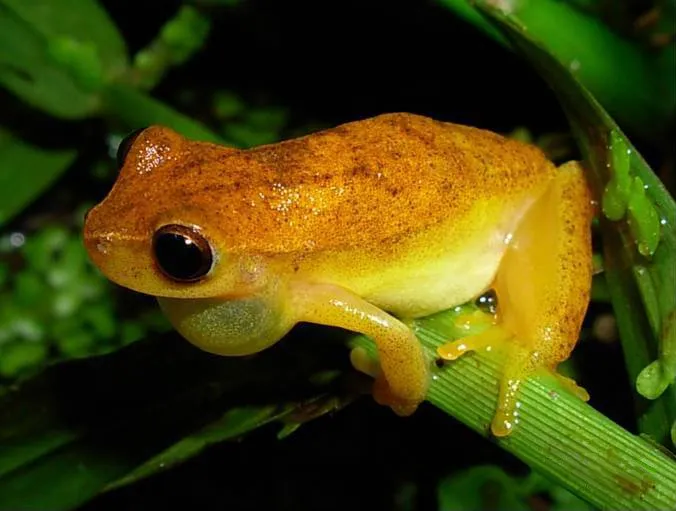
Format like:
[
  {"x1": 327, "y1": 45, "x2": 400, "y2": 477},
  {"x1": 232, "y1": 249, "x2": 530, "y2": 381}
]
[{"x1": 83, "y1": 113, "x2": 594, "y2": 436}]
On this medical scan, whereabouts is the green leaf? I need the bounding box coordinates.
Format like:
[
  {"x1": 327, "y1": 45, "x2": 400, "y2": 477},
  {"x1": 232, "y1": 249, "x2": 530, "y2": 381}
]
[
  {"x1": 0, "y1": 129, "x2": 77, "y2": 227},
  {"x1": 104, "y1": 405, "x2": 291, "y2": 491},
  {"x1": 435, "y1": 0, "x2": 674, "y2": 140},
  {"x1": 0, "y1": 7, "x2": 95, "y2": 117},
  {"x1": 2, "y1": 0, "x2": 126, "y2": 75},
  {"x1": 637, "y1": 311, "x2": 676, "y2": 400},
  {"x1": 601, "y1": 130, "x2": 632, "y2": 220},
  {"x1": 473, "y1": 0, "x2": 676, "y2": 446},
  {"x1": 1, "y1": 306, "x2": 675, "y2": 510},
  {"x1": 626, "y1": 176, "x2": 662, "y2": 258},
  {"x1": 0, "y1": 329, "x2": 346, "y2": 510},
  {"x1": 0, "y1": 0, "x2": 127, "y2": 118},
  {"x1": 47, "y1": 37, "x2": 105, "y2": 92}
]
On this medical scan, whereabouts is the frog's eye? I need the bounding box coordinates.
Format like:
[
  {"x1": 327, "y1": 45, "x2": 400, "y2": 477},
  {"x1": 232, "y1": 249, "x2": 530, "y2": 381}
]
[
  {"x1": 152, "y1": 224, "x2": 214, "y2": 283},
  {"x1": 116, "y1": 128, "x2": 146, "y2": 169}
]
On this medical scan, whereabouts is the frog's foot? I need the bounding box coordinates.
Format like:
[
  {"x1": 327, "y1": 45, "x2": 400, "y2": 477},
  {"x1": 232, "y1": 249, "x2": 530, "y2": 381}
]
[
  {"x1": 436, "y1": 326, "x2": 511, "y2": 361},
  {"x1": 372, "y1": 372, "x2": 420, "y2": 416},
  {"x1": 493, "y1": 359, "x2": 590, "y2": 437},
  {"x1": 290, "y1": 282, "x2": 429, "y2": 417},
  {"x1": 350, "y1": 346, "x2": 420, "y2": 416},
  {"x1": 437, "y1": 326, "x2": 528, "y2": 437}
]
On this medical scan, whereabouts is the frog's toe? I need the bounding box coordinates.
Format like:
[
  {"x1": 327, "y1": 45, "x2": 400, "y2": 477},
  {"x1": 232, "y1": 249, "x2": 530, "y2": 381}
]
[
  {"x1": 488, "y1": 346, "x2": 533, "y2": 438},
  {"x1": 437, "y1": 326, "x2": 511, "y2": 361},
  {"x1": 554, "y1": 372, "x2": 590, "y2": 401},
  {"x1": 436, "y1": 339, "x2": 469, "y2": 361},
  {"x1": 349, "y1": 346, "x2": 379, "y2": 378},
  {"x1": 372, "y1": 373, "x2": 420, "y2": 417},
  {"x1": 349, "y1": 347, "x2": 421, "y2": 415},
  {"x1": 491, "y1": 406, "x2": 519, "y2": 437}
]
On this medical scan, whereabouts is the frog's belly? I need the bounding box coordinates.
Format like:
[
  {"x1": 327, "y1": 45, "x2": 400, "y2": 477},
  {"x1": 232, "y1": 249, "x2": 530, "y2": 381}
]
[
  {"x1": 361, "y1": 240, "x2": 504, "y2": 318},
  {"x1": 357, "y1": 230, "x2": 506, "y2": 318},
  {"x1": 298, "y1": 205, "x2": 514, "y2": 319}
]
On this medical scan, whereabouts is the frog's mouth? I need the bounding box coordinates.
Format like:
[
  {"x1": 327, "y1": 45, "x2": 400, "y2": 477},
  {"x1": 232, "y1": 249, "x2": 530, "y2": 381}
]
[
  {"x1": 157, "y1": 295, "x2": 290, "y2": 357},
  {"x1": 82, "y1": 231, "x2": 158, "y2": 292}
]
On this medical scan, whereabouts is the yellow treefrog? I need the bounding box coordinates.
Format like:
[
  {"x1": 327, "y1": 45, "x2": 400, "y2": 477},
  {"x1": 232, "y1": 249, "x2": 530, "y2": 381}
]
[{"x1": 83, "y1": 113, "x2": 593, "y2": 437}]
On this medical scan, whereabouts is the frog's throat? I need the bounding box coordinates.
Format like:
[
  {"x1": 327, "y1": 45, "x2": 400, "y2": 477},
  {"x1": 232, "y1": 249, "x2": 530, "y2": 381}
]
[{"x1": 157, "y1": 294, "x2": 289, "y2": 357}]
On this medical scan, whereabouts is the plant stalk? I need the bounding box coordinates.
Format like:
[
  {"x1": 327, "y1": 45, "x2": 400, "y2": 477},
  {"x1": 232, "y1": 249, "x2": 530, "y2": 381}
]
[{"x1": 350, "y1": 307, "x2": 676, "y2": 511}]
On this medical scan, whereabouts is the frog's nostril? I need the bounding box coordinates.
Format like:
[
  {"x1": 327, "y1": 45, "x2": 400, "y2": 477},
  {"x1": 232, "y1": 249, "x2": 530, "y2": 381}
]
[{"x1": 93, "y1": 237, "x2": 112, "y2": 255}]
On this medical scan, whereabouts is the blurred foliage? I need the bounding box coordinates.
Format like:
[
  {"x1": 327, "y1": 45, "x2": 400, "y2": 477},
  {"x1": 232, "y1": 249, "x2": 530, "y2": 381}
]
[
  {"x1": 0, "y1": 0, "x2": 675, "y2": 510},
  {"x1": 0, "y1": 219, "x2": 169, "y2": 380},
  {"x1": 436, "y1": 466, "x2": 592, "y2": 511}
]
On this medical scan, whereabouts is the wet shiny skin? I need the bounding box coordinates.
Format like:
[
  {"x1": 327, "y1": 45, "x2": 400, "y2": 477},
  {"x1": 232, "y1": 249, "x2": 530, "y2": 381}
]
[{"x1": 83, "y1": 113, "x2": 593, "y2": 436}]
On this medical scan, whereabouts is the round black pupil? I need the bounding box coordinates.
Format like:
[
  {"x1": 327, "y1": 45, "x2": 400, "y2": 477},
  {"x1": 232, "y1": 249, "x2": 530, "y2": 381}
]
[{"x1": 154, "y1": 232, "x2": 210, "y2": 281}]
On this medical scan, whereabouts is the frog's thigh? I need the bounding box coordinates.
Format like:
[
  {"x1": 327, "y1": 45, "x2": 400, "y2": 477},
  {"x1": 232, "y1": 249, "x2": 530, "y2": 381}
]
[
  {"x1": 439, "y1": 161, "x2": 593, "y2": 436},
  {"x1": 289, "y1": 281, "x2": 429, "y2": 416},
  {"x1": 495, "y1": 161, "x2": 593, "y2": 434}
]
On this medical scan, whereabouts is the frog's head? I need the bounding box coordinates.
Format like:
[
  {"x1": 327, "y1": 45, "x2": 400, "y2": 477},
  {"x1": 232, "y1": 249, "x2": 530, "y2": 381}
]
[{"x1": 83, "y1": 126, "x2": 266, "y2": 302}]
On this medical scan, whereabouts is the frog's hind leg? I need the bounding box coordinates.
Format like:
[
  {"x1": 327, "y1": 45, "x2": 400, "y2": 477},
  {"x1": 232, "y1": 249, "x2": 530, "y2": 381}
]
[{"x1": 437, "y1": 161, "x2": 593, "y2": 437}]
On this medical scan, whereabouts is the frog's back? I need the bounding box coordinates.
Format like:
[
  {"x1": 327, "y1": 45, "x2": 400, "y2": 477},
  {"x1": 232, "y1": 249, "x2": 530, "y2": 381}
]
[{"x1": 193, "y1": 113, "x2": 555, "y2": 253}]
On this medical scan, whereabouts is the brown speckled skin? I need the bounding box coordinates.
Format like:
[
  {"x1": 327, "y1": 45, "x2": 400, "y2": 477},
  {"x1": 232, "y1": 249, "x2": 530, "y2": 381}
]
[
  {"x1": 83, "y1": 113, "x2": 593, "y2": 428},
  {"x1": 88, "y1": 113, "x2": 550, "y2": 253},
  {"x1": 84, "y1": 113, "x2": 554, "y2": 306}
]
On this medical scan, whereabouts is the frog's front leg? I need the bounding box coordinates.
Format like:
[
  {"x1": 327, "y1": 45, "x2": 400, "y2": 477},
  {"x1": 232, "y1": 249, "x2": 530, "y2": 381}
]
[
  {"x1": 289, "y1": 281, "x2": 430, "y2": 416},
  {"x1": 437, "y1": 161, "x2": 593, "y2": 437}
]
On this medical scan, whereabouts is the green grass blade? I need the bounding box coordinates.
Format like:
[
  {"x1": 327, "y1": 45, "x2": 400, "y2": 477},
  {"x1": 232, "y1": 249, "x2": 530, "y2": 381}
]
[
  {"x1": 0, "y1": 330, "x2": 345, "y2": 510},
  {"x1": 104, "y1": 405, "x2": 292, "y2": 492},
  {"x1": 102, "y1": 84, "x2": 222, "y2": 143}
]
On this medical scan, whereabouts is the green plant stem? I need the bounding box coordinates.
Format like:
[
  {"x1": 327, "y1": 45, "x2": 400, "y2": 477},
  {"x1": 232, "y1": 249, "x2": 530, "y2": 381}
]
[
  {"x1": 436, "y1": 0, "x2": 673, "y2": 142},
  {"x1": 350, "y1": 309, "x2": 676, "y2": 511},
  {"x1": 100, "y1": 83, "x2": 222, "y2": 142}
]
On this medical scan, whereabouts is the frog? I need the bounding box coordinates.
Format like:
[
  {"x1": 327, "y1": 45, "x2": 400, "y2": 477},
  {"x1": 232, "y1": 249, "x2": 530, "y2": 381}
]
[{"x1": 83, "y1": 112, "x2": 594, "y2": 437}]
